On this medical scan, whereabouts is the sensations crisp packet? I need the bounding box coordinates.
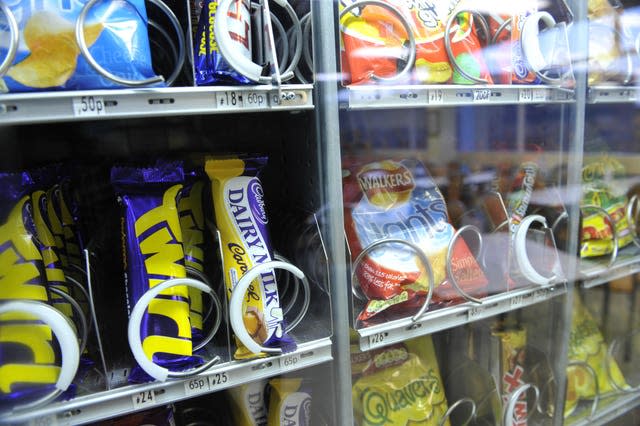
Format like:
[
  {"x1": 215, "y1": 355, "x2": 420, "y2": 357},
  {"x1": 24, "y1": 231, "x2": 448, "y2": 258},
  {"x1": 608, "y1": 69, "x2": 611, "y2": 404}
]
[
  {"x1": 0, "y1": 0, "x2": 157, "y2": 92},
  {"x1": 352, "y1": 335, "x2": 450, "y2": 426},
  {"x1": 206, "y1": 156, "x2": 294, "y2": 359},
  {"x1": 111, "y1": 161, "x2": 201, "y2": 383},
  {"x1": 343, "y1": 158, "x2": 487, "y2": 323}
]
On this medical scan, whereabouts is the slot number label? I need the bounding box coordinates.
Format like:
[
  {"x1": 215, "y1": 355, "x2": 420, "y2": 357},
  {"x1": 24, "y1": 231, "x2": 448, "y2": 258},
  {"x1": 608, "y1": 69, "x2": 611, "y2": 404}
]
[
  {"x1": 210, "y1": 372, "x2": 229, "y2": 387},
  {"x1": 519, "y1": 88, "x2": 547, "y2": 103},
  {"x1": 368, "y1": 332, "x2": 388, "y2": 348},
  {"x1": 72, "y1": 96, "x2": 105, "y2": 117},
  {"x1": 184, "y1": 377, "x2": 210, "y2": 396},
  {"x1": 217, "y1": 91, "x2": 244, "y2": 109},
  {"x1": 510, "y1": 294, "x2": 524, "y2": 309},
  {"x1": 29, "y1": 415, "x2": 57, "y2": 426},
  {"x1": 472, "y1": 89, "x2": 491, "y2": 103},
  {"x1": 428, "y1": 89, "x2": 444, "y2": 105},
  {"x1": 468, "y1": 306, "x2": 485, "y2": 321},
  {"x1": 533, "y1": 288, "x2": 548, "y2": 303},
  {"x1": 132, "y1": 390, "x2": 155, "y2": 410}
]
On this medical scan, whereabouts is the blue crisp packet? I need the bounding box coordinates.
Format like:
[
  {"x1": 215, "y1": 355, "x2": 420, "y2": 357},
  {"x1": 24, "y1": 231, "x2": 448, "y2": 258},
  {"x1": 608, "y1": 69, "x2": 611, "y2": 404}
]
[
  {"x1": 0, "y1": 0, "x2": 159, "y2": 92},
  {"x1": 194, "y1": 0, "x2": 252, "y2": 85}
]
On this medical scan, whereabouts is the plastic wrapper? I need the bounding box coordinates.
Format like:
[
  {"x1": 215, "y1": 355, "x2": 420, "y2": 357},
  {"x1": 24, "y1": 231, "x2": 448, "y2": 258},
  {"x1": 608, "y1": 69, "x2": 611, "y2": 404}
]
[
  {"x1": 352, "y1": 335, "x2": 450, "y2": 426},
  {"x1": 565, "y1": 291, "x2": 629, "y2": 417},
  {"x1": 0, "y1": 172, "x2": 63, "y2": 408},
  {"x1": 206, "y1": 156, "x2": 294, "y2": 359},
  {"x1": 343, "y1": 158, "x2": 487, "y2": 324},
  {"x1": 194, "y1": 0, "x2": 253, "y2": 85},
  {"x1": 178, "y1": 177, "x2": 207, "y2": 343},
  {"x1": 0, "y1": 0, "x2": 158, "y2": 92},
  {"x1": 492, "y1": 325, "x2": 529, "y2": 424},
  {"x1": 227, "y1": 379, "x2": 268, "y2": 426},
  {"x1": 111, "y1": 161, "x2": 201, "y2": 383},
  {"x1": 267, "y1": 378, "x2": 312, "y2": 426}
]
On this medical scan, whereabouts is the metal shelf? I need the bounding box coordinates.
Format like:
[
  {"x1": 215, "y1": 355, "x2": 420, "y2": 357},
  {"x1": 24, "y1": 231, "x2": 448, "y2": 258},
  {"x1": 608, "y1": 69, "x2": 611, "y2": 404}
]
[
  {"x1": 0, "y1": 338, "x2": 331, "y2": 426},
  {"x1": 588, "y1": 86, "x2": 640, "y2": 104},
  {"x1": 581, "y1": 245, "x2": 640, "y2": 289},
  {"x1": 0, "y1": 85, "x2": 314, "y2": 125},
  {"x1": 357, "y1": 281, "x2": 567, "y2": 351},
  {"x1": 568, "y1": 392, "x2": 640, "y2": 426},
  {"x1": 342, "y1": 84, "x2": 575, "y2": 110}
]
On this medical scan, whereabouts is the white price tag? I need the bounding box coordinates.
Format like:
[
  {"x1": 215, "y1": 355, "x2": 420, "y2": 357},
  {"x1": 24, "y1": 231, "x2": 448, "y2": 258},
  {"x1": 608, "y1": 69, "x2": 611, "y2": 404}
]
[
  {"x1": 510, "y1": 294, "x2": 524, "y2": 309},
  {"x1": 532, "y1": 89, "x2": 547, "y2": 102},
  {"x1": 472, "y1": 89, "x2": 491, "y2": 103},
  {"x1": 428, "y1": 89, "x2": 444, "y2": 105},
  {"x1": 280, "y1": 353, "x2": 301, "y2": 370},
  {"x1": 209, "y1": 371, "x2": 230, "y2": 388},
  {"x1": 29, "y1": 415, "x2": 57, "y2": 426},
  {"x1": 217, "y1": 91, "x2": 244, "y2": 109},
  {"x1": 184, "y1": 376, "x2": 210, "y2": 397},
  {"x1": 132, "y1": 389, "x2": 156, "y2": 410},
  {"x1": 468, "y1": 306, "x2": 484, "y2": 321},
  {"x1": 244, "y1": 91, "x2": 268, "y2": 108},
  {"x1": 533, "y1": 288, "x2": 547, "y2": 303},
  {"x1": 368, "y1": 332, "x2": 388, "y2": 348},
  {"x1": 72, "y1": 96, "x2": 106, "y2": 117},
  {"x1": 518, "y1": 88, "x2": 533, "y2": 102}
]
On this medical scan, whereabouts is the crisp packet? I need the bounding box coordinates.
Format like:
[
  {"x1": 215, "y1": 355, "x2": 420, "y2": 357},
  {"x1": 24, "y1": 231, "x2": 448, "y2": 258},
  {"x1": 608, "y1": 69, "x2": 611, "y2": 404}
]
[
  {"x1": 352, "y1": 335, "x2": 450, "y2": 426},
  {"x1": 0, "y1": 172, "x2": 62, "y2": 409},
  {"x1": 0, "y1": 0, "x2": 158, "y2": 92},
  {"x1": 343, "y1": 159, "x2": 487, "y2": 323},
  {"x1": 492, "y1": 325, "x2": 529, "y2": 425},
  {"x1": 194, "y1": 0, "x2": 253, "y2": 85},
  {"x1": 111, "y1": 161, "x2": 201, "y2": 383},
  {"x1": 206, "y1": 156, "x2": 294, "y2": 359},
  {"x1": 267, "y1": 378, "x2": 312, "y2": 426},
  {"x1": 179, "y1": 178, "x2": 207, "y2": 344},
  {"x1": 565, "y1": 291, "x2": 628, "y2": 417},
  {"x1": 227, "y1": 379, "x2": 269, "y2": 426}
]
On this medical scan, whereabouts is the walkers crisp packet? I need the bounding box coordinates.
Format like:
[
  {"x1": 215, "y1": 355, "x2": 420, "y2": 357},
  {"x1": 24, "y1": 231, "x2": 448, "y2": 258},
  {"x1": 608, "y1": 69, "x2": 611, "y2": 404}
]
[{"x1": 0, "y1": 0, "x2": 158, "y2": 92}]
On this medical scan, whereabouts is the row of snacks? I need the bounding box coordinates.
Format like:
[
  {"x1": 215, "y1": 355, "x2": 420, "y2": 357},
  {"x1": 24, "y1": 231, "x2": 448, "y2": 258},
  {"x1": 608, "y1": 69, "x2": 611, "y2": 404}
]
[
  {"x1": 0, "y1": 0, "x2": 313, "y2": 93},
  {"x1": 343, "y1": 154, "x2": 640, "y2": 328},
  {"x1": 339, "y1": 0, "x2": 640, "y2": 87},
  {"x1": 351, "y1": 291, "x2": 633, "y2": 425},
  {"x1": 0, "y1": 155, "x2": 327, "y2": 415}
]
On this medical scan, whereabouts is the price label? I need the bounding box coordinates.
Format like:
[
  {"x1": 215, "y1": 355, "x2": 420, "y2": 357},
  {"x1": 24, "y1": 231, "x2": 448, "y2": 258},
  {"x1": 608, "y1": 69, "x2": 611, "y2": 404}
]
[
  {"x1": 533, "y1": 288, "x2": 547, "y2": 303},
  {"x1": 533, "y1": 89, "x2": 547, "y2": 102},
  {"x1": 184, "y1": 377, "x2": 210, "y2": 397},
  {"x1": 368, "y1": 332, "x2": 387, "y2": 348},
  {"x1": 217, "y1": 91, "x2": 244, "y2": 109},
  {"x1": 72, "y1": 96, "x2": 105, "y2": 117},
  {"x1": 519, "y1": 88, "x2": 533, "y2": 102},
  {"x1": 629, "y1": 90, "x2": 638, "y2": 102},
  {"x1": 472, "y1": 89, "x2": 491, "y2": 103},
  {"x1": 210, "y1": 371, "x2": 230, "y2": 388},
  {"x1": 132, "y1": 389, "x2": 155, "y2": 410},
  {"x1": 245, "y1": 91, "x2": 268, "y2": 108},
  {"x1": 468, "y1": 306, "x2": 485, "y2": 321},
  {"x1": 280, "y1": 353, "x2": 301, "y2": 370},
  {"x1": 428, "y1": 89, "x2": 444, "y2": 105},
  {"x1": 29, "y1": 415, "x2": 57, "y2": 426},
  {"x1": 510, "y1": 294, "x2": 524, "y2": 309}
]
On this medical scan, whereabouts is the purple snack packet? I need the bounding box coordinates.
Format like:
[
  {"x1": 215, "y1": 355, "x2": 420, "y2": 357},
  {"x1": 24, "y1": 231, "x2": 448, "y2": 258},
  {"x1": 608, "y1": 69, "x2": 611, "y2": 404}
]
[{"x1": 111, "y1": 161, "x2": 202, "y2": 383}]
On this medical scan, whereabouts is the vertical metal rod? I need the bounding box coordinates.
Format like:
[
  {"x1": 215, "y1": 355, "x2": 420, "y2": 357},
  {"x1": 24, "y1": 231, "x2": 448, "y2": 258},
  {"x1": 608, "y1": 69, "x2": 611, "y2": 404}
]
[{"x1": 311, "y1": 1, "x2": 353, "y2": 424}]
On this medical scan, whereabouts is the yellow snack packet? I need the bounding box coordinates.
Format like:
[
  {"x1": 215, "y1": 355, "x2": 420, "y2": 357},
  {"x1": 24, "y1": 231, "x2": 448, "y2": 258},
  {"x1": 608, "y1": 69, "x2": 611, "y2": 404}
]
[
  {"x1": 352, "y1": 335, "x2": 450, "y2": 426},
  {"x1": 267, "y1": 378, "x2": 312, "y2": 426}
]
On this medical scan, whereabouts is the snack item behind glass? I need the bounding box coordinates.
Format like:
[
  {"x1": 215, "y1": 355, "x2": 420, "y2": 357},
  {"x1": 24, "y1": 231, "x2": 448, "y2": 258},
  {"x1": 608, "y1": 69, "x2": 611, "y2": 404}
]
[
  {"x1": 94, "y1": 404, "x2": 176, "y2": 425},
  {"x1": 0, "y1": 0, "x2": 159, "y2": 92},
  {"x1": 339, "y1": 0, "x2": 493, "y2": 85},
  {"x1": 352, "y1": 335, "x2": 450, "y2": 426},
  {"x1": 0, "y1": 172, "x2": 64, "y2": 409},
  {"x1": 227, "y1": 379, "x2": 268, "y2": 426},
  {"x1": 194, "y1": 0, "x2": 252, "y2": 85},
  {"x1": 267, "y1": 378, "x2": 312, "y2": 426},
  {"x1": 111, "y1": 161, "x2": 201, "y2": 383},
  {"x1": 343, "y1": 158, "x2": 487, "y2": 324},
  {"x1": 565, "y1": 291, "x2": 628, "y2": 417},
  {"x1": 206, "y1": 156, "x2": 294, "y2": 359}
]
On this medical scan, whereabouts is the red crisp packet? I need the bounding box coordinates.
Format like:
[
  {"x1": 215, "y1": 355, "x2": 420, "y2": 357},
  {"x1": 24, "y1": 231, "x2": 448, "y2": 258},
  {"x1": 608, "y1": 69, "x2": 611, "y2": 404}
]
[{"x1": 343, "y1": 159, "x2": 488, "y2": 324}]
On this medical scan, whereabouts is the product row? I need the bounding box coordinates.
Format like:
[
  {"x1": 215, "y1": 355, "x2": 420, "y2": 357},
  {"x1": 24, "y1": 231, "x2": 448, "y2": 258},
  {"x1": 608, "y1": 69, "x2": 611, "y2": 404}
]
[{"x1": 0, "y1": 155, "x2": 330, "y2": 415}]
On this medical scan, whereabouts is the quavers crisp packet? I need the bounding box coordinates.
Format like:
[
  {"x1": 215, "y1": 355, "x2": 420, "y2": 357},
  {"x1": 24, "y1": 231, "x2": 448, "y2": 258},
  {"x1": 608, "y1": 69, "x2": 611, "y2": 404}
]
[
  {"x1": 194, "y1": 0, "x2": 252, "y2": 85},
  {"x1": 267, "y1": 378, "x2": 312, "y2": 426},
  {"x1": 565, "y1": 291, "x2": 628, "y2": 417},
  {"x1": 0, "y1": 172, "x2": 62, "y2": 408},
  {"x1": 227, "y1": 379, "x2": 268, "y2": 426},
  {"x1": 0, "y1": 0, "x2": 157, "y2": 92},
  {"x1": 179, "y1": 177, "x2": 207, "y2": 344},
  {"x1": 206, "y1": 156, "x2": 294, "y2": 359},
  {"x1": 111, "y1": 161, "x2": 201, "y2": 383},
  {"x1": 343, "y1": 159, "x2": 487, "y2": 323},
  {"x1": 352, "y1": 335, "x2": 450, "y2": 426}
]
